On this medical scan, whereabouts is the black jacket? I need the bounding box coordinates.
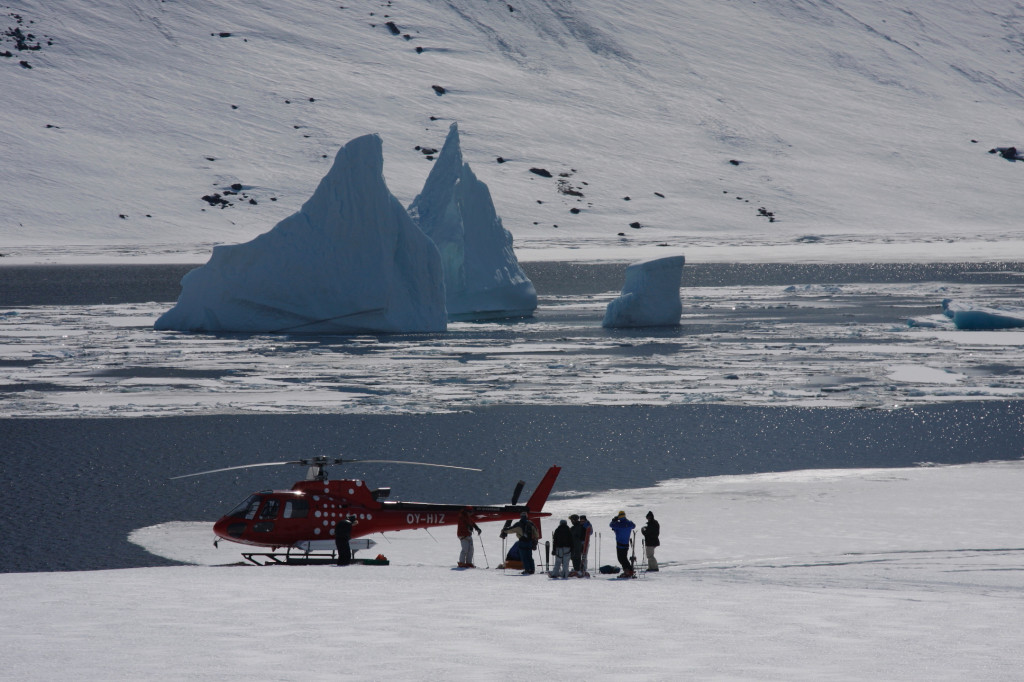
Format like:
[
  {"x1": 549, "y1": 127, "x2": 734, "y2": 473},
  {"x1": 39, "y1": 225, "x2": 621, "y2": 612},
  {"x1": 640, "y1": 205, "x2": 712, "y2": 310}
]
[
  {"x1": 552, "y1": 523, "x2": 573, "y2": 549},
  {"x1": 570, "y1": 521, "x2": 585, "y2": 549},
  {"x1": 641, "y1": 518, "x2": 660, "y2": 547},
  {"x1": 335, "y1": 519, "x2": 354, "y2": 542}
]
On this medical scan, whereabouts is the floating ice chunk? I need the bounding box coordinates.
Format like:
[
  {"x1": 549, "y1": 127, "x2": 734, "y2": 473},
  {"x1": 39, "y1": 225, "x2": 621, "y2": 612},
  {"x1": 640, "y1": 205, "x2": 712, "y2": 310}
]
[
  {"x1": 155, "y1": 134, "x2": 446, "y2": 334},
  {"x1": 941, "y1": 299, "x2": 1024, "y2": 330},
  {"x1": 602, "y1": 255, "x2": 685, "y2": 328},
  {"x1": 906, "y1": 314, "x2": 952, "y2": 328},
  {"x1": 887, "y1": 364, "x2": 964, "y2": 384},
  {"x1": 408, "y1": 123, "x2": 537, "y2": 321},
  {"x1": 784, "y1": 284, "x2": 842, "y2": 294}
]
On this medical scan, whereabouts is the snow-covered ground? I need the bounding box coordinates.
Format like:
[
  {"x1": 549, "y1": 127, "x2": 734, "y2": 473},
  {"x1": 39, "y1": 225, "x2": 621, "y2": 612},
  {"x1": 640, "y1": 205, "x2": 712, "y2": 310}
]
[{"x1": 3, "y1": 461, "x2": 1022, "y2": 680}]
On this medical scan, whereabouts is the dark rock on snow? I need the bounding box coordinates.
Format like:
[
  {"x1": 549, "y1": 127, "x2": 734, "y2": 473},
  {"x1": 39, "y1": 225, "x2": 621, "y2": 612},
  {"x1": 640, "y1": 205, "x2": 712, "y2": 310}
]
[{"x1": 990, "y1": 146, "x2": 1023, "y2": 161}]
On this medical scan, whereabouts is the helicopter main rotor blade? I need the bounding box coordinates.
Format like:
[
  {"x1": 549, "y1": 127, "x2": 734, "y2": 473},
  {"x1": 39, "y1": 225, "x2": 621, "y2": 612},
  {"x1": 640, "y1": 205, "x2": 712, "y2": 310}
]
[
  {"x1": 171, "y1": 457, "x2": 481, "y2": 480},
  {"x1": 335, "y1": 458, "x2": 482, "y2": 472},
  {"x1": 170, "y1": 461, "x2": 297, "y2": 480}
]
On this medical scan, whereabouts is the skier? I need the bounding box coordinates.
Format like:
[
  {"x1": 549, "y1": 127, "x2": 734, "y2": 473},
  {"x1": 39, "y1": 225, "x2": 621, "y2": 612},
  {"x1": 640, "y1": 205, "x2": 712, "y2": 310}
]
[
  {"x1": 503, "y1": 512, "x2": 537, "y2": 574},
  {"x1": 569, "y1": 514, "x2": 585, "y2": 576},
  {"x1": 457, "y1": 506, "x2": 482, "y2": 568},
  {"x1": 551, "y1": 519, "x2": 574, "y2": 579},
  {"x1": 334, "y1": 515, "x2": 357, "y2": 566},
  {"x1": 641, "y1": 510, "x2": 660, "y2": 572},
  {"x1": 579, "y1": 514, "x2": 594, "y2": 576},
  {"x1": 609, "y1": 510, "x2": 636, "y2": 577}
]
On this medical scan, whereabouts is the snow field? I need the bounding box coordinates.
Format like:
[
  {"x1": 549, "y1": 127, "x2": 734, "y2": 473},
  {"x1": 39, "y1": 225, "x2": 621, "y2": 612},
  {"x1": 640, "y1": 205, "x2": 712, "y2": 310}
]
[{"x1": 4, "y1": 461, "x2": 1023, "y2": 680}]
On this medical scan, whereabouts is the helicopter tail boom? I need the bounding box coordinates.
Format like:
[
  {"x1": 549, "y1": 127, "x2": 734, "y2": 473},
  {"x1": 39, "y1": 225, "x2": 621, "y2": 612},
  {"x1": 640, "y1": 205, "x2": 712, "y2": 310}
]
[{"x1": 526, "y1": 466, "x2": 561, "y2": 514}]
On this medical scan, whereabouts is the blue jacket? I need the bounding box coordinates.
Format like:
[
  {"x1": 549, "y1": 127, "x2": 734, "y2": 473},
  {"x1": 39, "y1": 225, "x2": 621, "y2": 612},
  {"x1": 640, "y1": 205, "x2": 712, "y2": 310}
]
[{"x1": 609, "y1": 516, "x2": 635, "y2": 546}]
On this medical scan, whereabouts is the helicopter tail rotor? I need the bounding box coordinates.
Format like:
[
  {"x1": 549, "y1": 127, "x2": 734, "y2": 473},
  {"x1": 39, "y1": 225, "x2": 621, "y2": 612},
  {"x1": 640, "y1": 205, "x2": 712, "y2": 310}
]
[
  {"x1": 510, "y1": 480, "x2": 526, "y2": 505},
  {"x1": 501, "y1": 479, "x2": 527, "y2": 533}
]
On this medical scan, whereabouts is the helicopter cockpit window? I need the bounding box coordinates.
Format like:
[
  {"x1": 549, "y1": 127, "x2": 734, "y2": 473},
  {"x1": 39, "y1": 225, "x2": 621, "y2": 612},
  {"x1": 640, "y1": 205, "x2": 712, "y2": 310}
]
[
  {"x1": 283, "y1": 498, "x2": 309, "y2": 519},
  {"x1": 258, "y1": 499, "x2": 281, "y2": 520},
  {"x1": 227, "y1": 495, "x2": 261, "y2": 520}
]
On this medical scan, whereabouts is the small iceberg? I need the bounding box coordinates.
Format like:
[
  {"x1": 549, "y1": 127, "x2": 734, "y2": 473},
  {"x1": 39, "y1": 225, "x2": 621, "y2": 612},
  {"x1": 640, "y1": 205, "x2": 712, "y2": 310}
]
[
  {"x1": 941, "y1": 299, "x2": 1024, "y2": 330},
  {"x1": 602, "y1": 255, "x2": 685, "y2": 328}
]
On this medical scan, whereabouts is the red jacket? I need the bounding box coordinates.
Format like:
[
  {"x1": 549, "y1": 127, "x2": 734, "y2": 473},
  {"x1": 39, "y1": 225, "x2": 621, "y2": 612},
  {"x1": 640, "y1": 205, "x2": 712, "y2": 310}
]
[{"x1": 457, "y1": 511, "x2": 480, "y2": 538}]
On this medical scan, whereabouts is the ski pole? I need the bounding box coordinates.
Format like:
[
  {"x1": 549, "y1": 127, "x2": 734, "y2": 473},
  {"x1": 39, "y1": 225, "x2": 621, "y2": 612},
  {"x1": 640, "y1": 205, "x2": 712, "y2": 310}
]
[{"x1": 479, "y1": 535, "x2": 490, "y2": 569}]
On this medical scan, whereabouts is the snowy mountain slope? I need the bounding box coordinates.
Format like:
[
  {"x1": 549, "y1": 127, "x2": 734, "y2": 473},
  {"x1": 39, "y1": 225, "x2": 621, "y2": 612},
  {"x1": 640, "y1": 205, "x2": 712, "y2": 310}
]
[{"x1": 3, "y1": 0, "x2": 1024, "y2": 259}]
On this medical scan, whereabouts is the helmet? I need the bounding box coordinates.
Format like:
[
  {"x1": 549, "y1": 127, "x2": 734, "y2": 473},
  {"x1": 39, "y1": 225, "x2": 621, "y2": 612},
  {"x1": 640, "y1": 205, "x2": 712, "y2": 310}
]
[{"x1": 617, "y1": 510, "x2": 626, "y2": 517}]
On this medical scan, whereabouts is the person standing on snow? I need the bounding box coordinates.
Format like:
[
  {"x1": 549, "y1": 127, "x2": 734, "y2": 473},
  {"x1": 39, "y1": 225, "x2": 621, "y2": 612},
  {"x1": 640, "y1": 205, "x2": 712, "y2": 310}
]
[
  {"x1": 551, "y1": 519, "x2": 574, "y2": 579},
  {"x1": 569, "y1": 514, "x2": 585, "y2": 576},
  {"x1": 335, "y1": 515, "x2": 357, "y2": 566},
  {"x1": 609, "y1": 510, "x2": 636, "y2": 577},
  {"x1": 504, "y1": 512, "x2": 537, "y2": 574},
  {"x1": 457, "y1": 506, "x2": 482, "y2": 568},
  {"x1": 579, "y1": 514, "x2": 593, "y2": 576},
  {"x1": 641, "y1": 510, "x2": 660, "y2": 572}
]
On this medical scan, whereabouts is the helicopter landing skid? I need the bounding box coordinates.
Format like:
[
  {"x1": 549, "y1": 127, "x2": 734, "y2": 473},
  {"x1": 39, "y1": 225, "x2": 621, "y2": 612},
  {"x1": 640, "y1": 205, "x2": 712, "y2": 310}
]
[{"x1": 241, "y1": 550, "x2": 389, "y2": 566}]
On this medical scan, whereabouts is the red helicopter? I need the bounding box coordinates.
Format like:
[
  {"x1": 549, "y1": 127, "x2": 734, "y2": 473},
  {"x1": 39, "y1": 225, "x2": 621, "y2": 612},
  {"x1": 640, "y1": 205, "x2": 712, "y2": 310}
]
[{"x1": 173, "y1": 457, "x2": 561, "y2": 565}]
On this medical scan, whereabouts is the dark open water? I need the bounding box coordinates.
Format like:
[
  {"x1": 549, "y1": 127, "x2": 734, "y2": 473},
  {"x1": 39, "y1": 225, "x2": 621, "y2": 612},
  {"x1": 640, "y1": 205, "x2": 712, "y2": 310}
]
[
  {"x1": 2, "y1": 261, "x2": 1024, "y2": 304},
  {"x1": 1, "y1": 262, "x2": 1022, "y2": 572}
]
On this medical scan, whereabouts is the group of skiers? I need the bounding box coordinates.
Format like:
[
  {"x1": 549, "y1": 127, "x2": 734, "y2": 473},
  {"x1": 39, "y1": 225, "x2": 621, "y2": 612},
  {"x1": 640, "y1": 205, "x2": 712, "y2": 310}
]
[
  {"x1": 459, "y1": 508, "x2": 660, "y2": 578},
  {"x1": 336, "y1": 506, "x2": 661, "y2": 574}
]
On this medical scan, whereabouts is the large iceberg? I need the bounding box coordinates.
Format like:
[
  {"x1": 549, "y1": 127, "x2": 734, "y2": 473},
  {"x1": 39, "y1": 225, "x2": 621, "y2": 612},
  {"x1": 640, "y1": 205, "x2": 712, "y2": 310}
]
[
  {"x1": 408, "y1": 123, "x2": 537, "y2": 321},
  {"x1": 602, "y1": 255, "x2": 685, "y2": 328},
  {"x1": 155, "y1": 134, "x2": 447, "y2": 334}
]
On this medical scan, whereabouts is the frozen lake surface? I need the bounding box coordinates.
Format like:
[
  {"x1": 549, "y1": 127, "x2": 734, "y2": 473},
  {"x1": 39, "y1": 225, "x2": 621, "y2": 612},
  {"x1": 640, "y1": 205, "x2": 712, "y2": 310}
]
[{"x1": 3, "y1": 262, "x2": 1024, "y2": 417}]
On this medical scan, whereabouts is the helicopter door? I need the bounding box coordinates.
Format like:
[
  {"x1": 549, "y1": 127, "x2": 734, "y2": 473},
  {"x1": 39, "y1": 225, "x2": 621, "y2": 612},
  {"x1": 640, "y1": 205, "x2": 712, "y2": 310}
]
[
  {"x1": 252, "y1": 498, "x2": 280, "y2": 533},
  {"x1": 258, "y1": 499, "x2": 280, "y2": 520},
  {"x1": 283, "y1": 498, "x2": 309, "y2": 519}
]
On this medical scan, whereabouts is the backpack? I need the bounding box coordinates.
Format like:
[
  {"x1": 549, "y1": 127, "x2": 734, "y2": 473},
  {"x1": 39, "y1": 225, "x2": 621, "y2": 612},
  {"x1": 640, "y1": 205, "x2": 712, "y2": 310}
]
[{"x1": 522, "y1": 520, "x2": 537, "y2": 545}]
